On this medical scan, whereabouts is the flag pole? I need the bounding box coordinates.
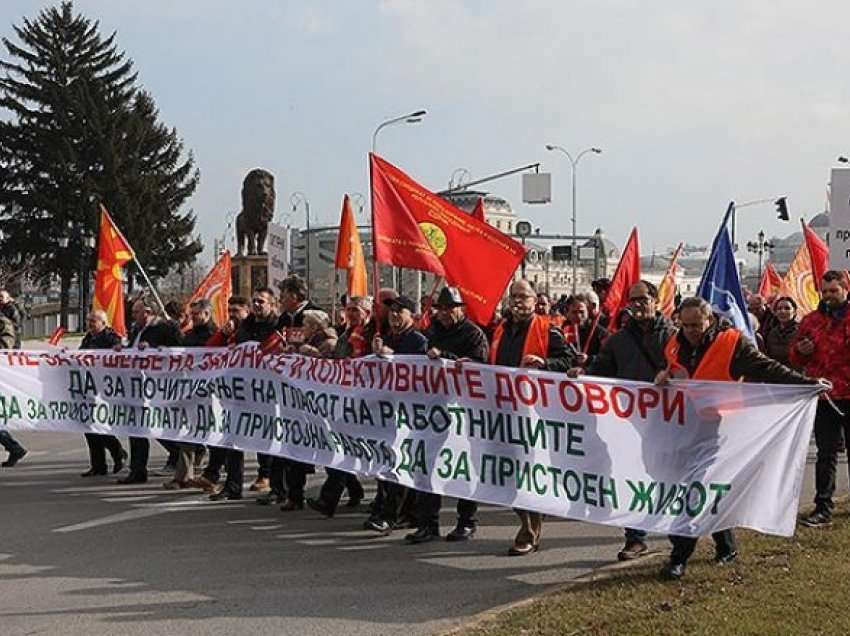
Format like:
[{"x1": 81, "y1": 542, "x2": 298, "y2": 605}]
[
  {"x1": 368, "y1": 154, "x2": 381, "y2": 313},
  {"x1": 99, "y1": 204, "x2": 168, "y2": 318}
]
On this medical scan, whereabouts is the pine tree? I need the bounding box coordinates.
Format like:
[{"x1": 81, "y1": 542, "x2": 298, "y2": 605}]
[{"x1": 0, "y1": 2, "x2": 200, "y2": 326}]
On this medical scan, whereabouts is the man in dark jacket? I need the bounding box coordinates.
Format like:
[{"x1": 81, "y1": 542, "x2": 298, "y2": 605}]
[
  {"x1": 79, "y1": 310, "x2": 126, "y2": 476},
  {"x1": 258, "y1": 276, "x2": 325, "y2": 510},
  {"x1": 192, "y1": 296, "x2": 250, "y2": 494},
  {"x1": 211, "y1": 288, "x2": 279, "y2": 500},
  {"x1": 493, "y1": 279, "x2": 573, "y2": 556},
  {"x1": 580, "y1": 281, "x2": 676, "y2": 562},
  {"x1": 656, "y1": 296, "x2": 821, "y2": 580},
  {"x1": 163, "y1": 299, "x2": 218, "y2": 489},
  {"x1": 405, "y1": 287, "x2": 489, "y2": 544},
  {"x1": 118, "y1": 298, "x2": 183, "y2": 484}
]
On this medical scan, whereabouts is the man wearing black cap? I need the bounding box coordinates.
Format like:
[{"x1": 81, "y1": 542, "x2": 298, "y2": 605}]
[
  {"x1": 405, "y1": 287, "x2": 489, "y2": 544},
  {"x1": 362, "y1": 295, "x2": 428, "y2": 533}
]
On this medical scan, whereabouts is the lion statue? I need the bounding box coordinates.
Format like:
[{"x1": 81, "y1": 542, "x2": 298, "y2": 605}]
[{"x1": 236, "y1": 168, "x2": 276, "y2": 255}]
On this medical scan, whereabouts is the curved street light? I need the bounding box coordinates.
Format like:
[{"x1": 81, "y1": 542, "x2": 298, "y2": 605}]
[
  {"x1": 290, "y1": 192, "x2": 311, "y2": 291},
  {"x1": 545, "y1": 144, "x2": 603, "y2": 293},
  {"x1": 372, "y1": 109, "x2": 427, "y2": 154}
]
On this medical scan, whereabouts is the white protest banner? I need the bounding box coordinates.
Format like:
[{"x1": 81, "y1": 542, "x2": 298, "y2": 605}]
[{"x1": 0, "y1": 346, "x2": 818, "y2": 537}]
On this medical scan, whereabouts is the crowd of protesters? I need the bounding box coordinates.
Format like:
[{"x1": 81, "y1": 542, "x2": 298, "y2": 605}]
[{"x1": 0, "y1": 268, "x2": 843, "y2": 581}]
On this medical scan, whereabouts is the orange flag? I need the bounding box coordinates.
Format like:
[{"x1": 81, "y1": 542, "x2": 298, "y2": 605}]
[
  {"x1": 187, "y1": 251, "x2": 232, "y2": 328},
  {"x1": 92, "y1": 206, "x2": 134, "y2": 336},
  {"x1": 657, "y1": 242, "x2": 683, "y2": 317},
  {"x1": 802, "y1": 221, "x2": 829, "y2": 292},
  {"x1": 334, "y1": 195, "x2": 368, "y2": 297},
  {"x1": 779, "y1": 243, "x2": 819, "y2": 315}
]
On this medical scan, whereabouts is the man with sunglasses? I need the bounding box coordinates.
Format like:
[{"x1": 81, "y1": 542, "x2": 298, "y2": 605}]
[
  {"x1": 491, "y1": 279, "x2": 574, "y2": 556},
  {"x1": 578, "y1": 280, "x2": 676, "y2": 562}
]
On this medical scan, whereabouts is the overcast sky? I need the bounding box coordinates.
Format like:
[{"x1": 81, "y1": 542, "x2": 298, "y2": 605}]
[{"x1": 3, "y1": 0, "x2": 848, "y2": 264}]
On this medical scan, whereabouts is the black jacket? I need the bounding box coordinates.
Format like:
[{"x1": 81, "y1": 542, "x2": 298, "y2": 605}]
[
  {"x1": 81, "y1": 327, "x2": 121, "y2": 350},
  {"x1": 425, "y1": 317, "x2": 489, "y2": 362},
  {"x1": 493, "y1": 316, "x2": 573, "y2": 372},
  {"x1": 277, "y1": 300, "x2": 323, "y2": 329},
  {"x1": 236, "y1": 312, "x2": 279, "y2": 344},
  {"x1": 674, "y1": 324, "x2": 812, "y2": 384},
  {"x1": 588, "y1": 313, "x2": 675, "y2": 382},
  {"x1": 128, "y1": 319, "x2": 183, "y2": 348},
  {"x1": 384, "y1": 327, "x2": 428, "y2": 355},
  {"x1": 182, "y1": 321, "x2": 218, "y2": 347}
]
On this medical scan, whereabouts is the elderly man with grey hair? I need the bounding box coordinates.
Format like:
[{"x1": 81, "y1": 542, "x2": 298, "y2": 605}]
[{"x1": 79, "y1": 309, "x2": 126, "y2": 476}]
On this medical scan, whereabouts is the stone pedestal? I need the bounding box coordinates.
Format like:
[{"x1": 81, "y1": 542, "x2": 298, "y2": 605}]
[{"x1": 232, "y1": 254, "x2": 269, "y2": 299}]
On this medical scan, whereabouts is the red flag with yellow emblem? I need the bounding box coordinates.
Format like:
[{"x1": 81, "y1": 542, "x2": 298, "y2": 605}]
[
  {"x1": 370, "y1": 153, "x2": 525, "y2": 324},
  {"x1": 187, "y1": 251, "x2": 232, "y2": 328},
  {"x1": 92, "y1": 206, "x2": 134, "y2": 336}
]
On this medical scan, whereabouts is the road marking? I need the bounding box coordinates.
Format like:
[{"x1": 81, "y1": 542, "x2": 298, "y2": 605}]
[{"x1": 53, "y1": 507, "x2": 174, "y2": 533}]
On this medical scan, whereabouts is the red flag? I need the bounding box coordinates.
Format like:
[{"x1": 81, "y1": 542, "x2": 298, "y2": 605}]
[
  {"x1": 370, "y1": 153, "x2": 526, "y2": 324},
  {"x1": 334, "y1": 195, "x2": 368, "y2": 297},
  {"x1": 259, "y1": 330, "x2": 286, "y2": 356},
  {"x1": 802, "y1": 221, "x2": 829, "y2": 291},
  {"x1": 757, "y1": 263, "x2": 782, "y2": 299},
  {"x1": 48, "y1": 326, "x2": 66, "y2": 346},
  {"x1": 187, "y1": 251, "x2": 232, "y2": 328},
  {"x1": 601, "y1": 227, "x2": 641, "y2": 320},
  {"x1": 471, "y1": 197, "x2": 486, "y2": 223},
  {"x1": 657, "y1": 242, "x2": 683, "y2": 318},
  {"x1": 778, "y1": 243, "x2": 819, "y2": 315},
  {"x1": 92, "y1": 205, "x2": 134, "y2": 336}
]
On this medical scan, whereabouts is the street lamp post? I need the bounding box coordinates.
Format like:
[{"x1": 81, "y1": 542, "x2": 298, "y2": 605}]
[
  {"x1": 545, "y1": 144, "x2": 602, "y2": 294},
  {"x1": 746, "y1": 230, "x2": 774, "y2": 281},
  {"x1": 372, "y1": 110, "x2": 427, "y2": 296},
  {"x1": 290, "y1": 192, "x2": 310, "y2": 291}
]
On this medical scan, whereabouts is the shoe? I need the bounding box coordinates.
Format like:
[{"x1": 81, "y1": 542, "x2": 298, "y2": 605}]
[
  {"x1": 256, "y1": 491, "x2": 284, "y2": 506},
  {"x1": 152, "y1": 464, "x2": 176, "y2": 477},
  {"x1": 280, "y1": 498, "x2": 304, "y2": 512},
  {"x1": 162, "y1": 480, "x2": 188, "y2": 490},
  {"x1": 249, "y1": 477, "x2": 270, "y2": 492},
  {"x1": 508, "y1": 542, "x2": 538, "y2": 556},
  {"x1": 405, "y1": 528, "x2": 440, "y2": 544},
  {"x1": 715, "y1": 550, "x2": 739, "y2": 565},
  {"x1": 306, "y1": 497, "x2": 335, "y2": 518},
  {"x1": 800, "y1": 509, "x2": 833, "y2": 528},
  {"x1": 364, "y1": 518, "x2": 393, "y2": 534},
  {"x1": 209, "y1": 488, "x2": 242, "y2": 501},
  {"x1": 80, "y1": 467, "x2": 107, "y2": 477},
  {"x1": 660, "y1": 561, "x2": 686, "y2": 580},
  {"x1": 188, "y1": 476, "x2": 217, "y2": 493},
  {"x1": 617, "y1": 539, "x2": 649, "y2": 561},
  {"x1": 2, "y1": 448, "x2": 27, "y2": 468},
  {"x1": 446, "y1": 524, "x2": 476, "y2": 542},
  {"x1": 116, "y1": 472, "x2": 147, "y2": 485},
  {"x1": 111, "y1": 449, "x2": 128, "y2": 474}
]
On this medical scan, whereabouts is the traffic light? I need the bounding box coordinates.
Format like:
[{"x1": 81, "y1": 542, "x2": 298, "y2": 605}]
[{"x1": 775, "y1": 197, "x2": 789, "y2": 221}]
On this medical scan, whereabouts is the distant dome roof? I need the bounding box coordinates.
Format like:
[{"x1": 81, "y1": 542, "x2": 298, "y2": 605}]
[{"x1": 810, "y1": 211, "x2": 829, "y2": 228}]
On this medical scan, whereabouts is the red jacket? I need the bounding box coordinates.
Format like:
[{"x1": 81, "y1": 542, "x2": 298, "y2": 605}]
[{"x1": 789, "y1": 302, "x2": 850, "y2": 399}]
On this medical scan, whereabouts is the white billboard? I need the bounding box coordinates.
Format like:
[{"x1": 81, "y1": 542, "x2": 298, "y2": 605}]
[
  {"x1": 830, "y1": 168, "x2": 850, "y2": 270},
  {"x1": 267, "y1": 222, "x2": 290, "y2": 290}
]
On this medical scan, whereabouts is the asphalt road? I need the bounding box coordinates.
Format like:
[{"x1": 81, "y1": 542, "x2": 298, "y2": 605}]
[{"x1": 0, "y1": 431, "x2": 672, "y2": 636}]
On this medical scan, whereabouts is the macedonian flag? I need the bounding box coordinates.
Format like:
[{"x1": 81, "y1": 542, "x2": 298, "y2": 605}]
[{"x1": 92, "y1": 206, "x2": 134, "y2": 336}]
